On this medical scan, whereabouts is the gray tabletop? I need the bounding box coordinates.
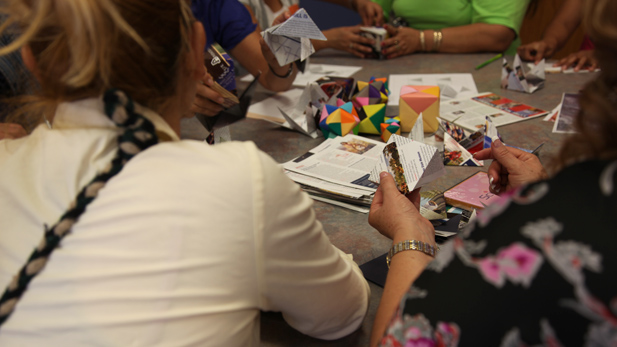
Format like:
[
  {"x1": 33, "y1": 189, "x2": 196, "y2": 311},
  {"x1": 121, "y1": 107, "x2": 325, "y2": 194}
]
[{"x1": 180, "y1": 50, "x2": 597, "y2": 346}]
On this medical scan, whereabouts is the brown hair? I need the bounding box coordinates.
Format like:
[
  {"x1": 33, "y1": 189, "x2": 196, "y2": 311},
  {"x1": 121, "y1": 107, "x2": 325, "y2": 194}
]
[
  {"x1": 554, "y1": 0, "x2": 617, "y2": 169},
  {"x1": 0, "y1": 0, "x2": 194, "y2": 130}
]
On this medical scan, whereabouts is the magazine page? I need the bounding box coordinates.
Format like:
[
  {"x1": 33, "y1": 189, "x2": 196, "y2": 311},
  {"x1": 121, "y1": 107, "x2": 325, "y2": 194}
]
[
  {"x1": 440, "y1": 93, "x2": 547, "y2": 131},
  {"x1": 284, "y1": 134, "x2": 384, "y2": 191},
  {"x1": 369, "y1": 135, "x2": 445, "y2": 193}
]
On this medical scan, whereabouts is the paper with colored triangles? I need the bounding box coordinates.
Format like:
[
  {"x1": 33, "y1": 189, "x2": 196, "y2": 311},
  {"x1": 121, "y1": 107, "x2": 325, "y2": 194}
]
[
  {"x1": 369, "y1": 134, "x2": 445, "y2": 194},
  {"x1": 381, "y1": 116, "x2": 401, "y2": 142},
  {"x1": 352, "y1": 83, "x2": 388, "y2": 108},
  {"x1": 399, "y1": 85, "x2": 440, "y2": 133},
  {"x1": 262, "y1": 8, "x2": 327, "y2": 66},
  {"x1": 355, "y1": 104, "x2": 386, "y2": 134},
  {"x1": 319, "y1": 101, "x2": 360, "y2": 139}
]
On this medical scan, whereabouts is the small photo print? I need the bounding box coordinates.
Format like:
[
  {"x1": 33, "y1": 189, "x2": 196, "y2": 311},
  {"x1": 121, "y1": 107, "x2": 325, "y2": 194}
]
[{"x1": 338, "y1": 138, "x2": 376, "y2": 155}]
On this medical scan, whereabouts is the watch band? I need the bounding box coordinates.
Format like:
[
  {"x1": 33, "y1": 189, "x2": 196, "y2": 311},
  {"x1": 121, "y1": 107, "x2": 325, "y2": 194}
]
[{"x1": 386, "y1": 240, "x2": 437, "y2": 268}]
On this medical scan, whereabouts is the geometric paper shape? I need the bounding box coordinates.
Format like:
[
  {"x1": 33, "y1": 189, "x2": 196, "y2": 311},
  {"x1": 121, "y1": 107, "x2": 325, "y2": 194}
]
[
  {"x1": 356, "y1": 104, "x2": 386, "y2": 134},
  {"x1": 319, "y1": 102, "x2": 360, "y2": 138},
  {"x1": 381, "y1": 123, "x2": 400, "y2": 142},
  {"x1": 399, "y1": 85, "x2": 440, "y2": 132}
]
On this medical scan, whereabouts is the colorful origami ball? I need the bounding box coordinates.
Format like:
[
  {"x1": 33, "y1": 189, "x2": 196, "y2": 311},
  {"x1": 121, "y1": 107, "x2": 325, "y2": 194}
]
[
  {"x1": 381, "y1": 122, "x2": 401, "y2": 142},
  {"x1": 352, "y1": 83, "x2": 388, "y2": 109},
  {"x1": 399, "y1": 85, "x2": 440, "y2": 133},
  {"x1": 385, "y1": 116, "x2": 401, "y2": 125},
  {"x1": 319, "y1": 102, "x2": 360, "y2": 138},
  {"x1": 355, "y1": 104, "x2": 386, "y2": 134}
]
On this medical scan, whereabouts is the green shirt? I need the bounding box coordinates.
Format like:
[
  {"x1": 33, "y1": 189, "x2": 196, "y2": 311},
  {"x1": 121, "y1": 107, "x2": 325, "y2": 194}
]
[{"x1": 372, "y1": 0, "x2": 530, "y2": 55}]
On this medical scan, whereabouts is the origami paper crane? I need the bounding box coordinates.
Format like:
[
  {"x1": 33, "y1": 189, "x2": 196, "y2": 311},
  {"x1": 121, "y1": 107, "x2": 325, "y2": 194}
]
[
  {"x1": 501, "y1": 54, "x2": 545, "y2": 93},
  {"x1": 399, "y1": 85, "x2": 440, "y2": 133},
  {"x1": 263, "y1": 9, "x2": 327, "y2": 66},
  {"x1": 355, "y1": 104, "x2": 386, "y2": 135},
  {"x1": 380, "y1": 117, "x2": 401, "y2": 142},
  {"x1": 369, "y1": 134, "x2": 445, "y2": 194},
  {"x1": 319, "y1": 102, "x2": 360, "y2": 139}
]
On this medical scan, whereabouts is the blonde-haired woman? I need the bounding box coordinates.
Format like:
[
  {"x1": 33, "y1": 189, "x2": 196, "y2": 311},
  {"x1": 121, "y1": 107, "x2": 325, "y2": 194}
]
[
  {"x1": 0, "y1": 1, "x2": 369, "y2": 345},
  {"x1": 369, "y1": 0, "x2": 617, "y2": 344}
]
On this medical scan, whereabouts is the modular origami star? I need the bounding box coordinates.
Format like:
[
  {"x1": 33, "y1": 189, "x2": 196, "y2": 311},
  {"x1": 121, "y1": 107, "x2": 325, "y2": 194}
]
[
  {"x1": 355, "y1": 104, "x2": 386, "y2": 135},
  {"x1": 399, "y1": 85, "x2": 440, "y2": 133},
  {"x1": 319, "y1": 102, "x2": 360, "y2": 138},
  {"x1": 381, "y1": 116, "x2": 401, "y2": 142},
  {"x1": 352, "y1": 83, "x2": 388, "y2": 109}
]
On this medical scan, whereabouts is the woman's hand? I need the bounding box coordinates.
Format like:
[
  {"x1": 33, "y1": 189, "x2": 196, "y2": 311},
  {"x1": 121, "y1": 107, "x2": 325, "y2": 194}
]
[
  {"x1": 555, "y1": 49, "x2": 598, "y2": 72},
  {"x1": 190, "y1": 71, "x2": 225, "y2": 116},
  {"x1": 474, "y1": 138, "x2": 548, "y2": 195},
  {"x1": 517, "y1": 40, "x2": 558, "y2": 64},
  {"x1": 381, "y1": 25, "x2": 420, "y2": 59},
  {"x1": 369, "y1": 172, "x2": 434, "y2": 243},
  {"x1": 354, "y1": 0, "x2": 383, "y2": 26},
  {"x1": 322, "y1": 26, "x2": 374, "y2": 58}
]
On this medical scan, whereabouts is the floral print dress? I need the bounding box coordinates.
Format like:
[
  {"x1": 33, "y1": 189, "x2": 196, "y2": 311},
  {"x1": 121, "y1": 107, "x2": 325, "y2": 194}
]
[{"x1": 379, "y1": 160, "x2": 617, "y2": 347}]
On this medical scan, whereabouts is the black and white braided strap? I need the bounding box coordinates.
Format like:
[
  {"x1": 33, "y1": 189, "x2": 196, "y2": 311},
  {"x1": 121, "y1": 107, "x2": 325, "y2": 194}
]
[{"x1": 0, "y1": 89, "x2": 159, "y2": 326}]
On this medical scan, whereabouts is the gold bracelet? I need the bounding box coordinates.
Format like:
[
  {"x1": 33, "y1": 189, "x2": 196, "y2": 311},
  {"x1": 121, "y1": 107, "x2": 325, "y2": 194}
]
[
  {"x1": 419, "y1": 30, "x2": 426, "y2": 52},
  {"x1": 386, "y1": 240, "x2": 437, "y2": 268},
  {"x1": 433, "y1": 29, "x2": 443, "y2": 52}
]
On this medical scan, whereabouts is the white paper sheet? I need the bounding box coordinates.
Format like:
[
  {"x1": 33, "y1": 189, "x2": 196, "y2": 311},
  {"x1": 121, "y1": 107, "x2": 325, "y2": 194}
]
[
  {"x1": 241, "y1": 63, "x2": 362, "y2": 87},
  {"x1": 387, "y1": 73, "x2": 478, "y2": 106}
]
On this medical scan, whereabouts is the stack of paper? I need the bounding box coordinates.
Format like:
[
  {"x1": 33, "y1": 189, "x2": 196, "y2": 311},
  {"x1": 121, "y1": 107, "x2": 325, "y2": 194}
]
[{"x1": 283, "y1": 134, "x2": 385, "y2": 213}]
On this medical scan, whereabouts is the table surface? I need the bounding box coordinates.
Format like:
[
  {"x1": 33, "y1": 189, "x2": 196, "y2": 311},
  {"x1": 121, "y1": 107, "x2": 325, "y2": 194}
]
[{"x1": 180, "y1": 50, "x2": 597, "y2": 346}]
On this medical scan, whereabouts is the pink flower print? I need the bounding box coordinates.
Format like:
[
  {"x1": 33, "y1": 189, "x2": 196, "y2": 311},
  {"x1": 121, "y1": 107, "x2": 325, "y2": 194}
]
[
  {"x1": 497, "y1": 243, "x2": 544, "y2": 288},
  {"x1": 380, "y1": 335, "x2": 404, "y2": 347},
  {"x1": 476, "y1": 243, "x2": 543, "y2": 288},
  {"x1": 435, "y1": 322, "x2": 460, "y2": 347},
  {"x1": 404, "y1": 338, "x2": 435, "y2": 347},
  {"x1": 478, "y1": 256, "x2": 505, "y2": 287}
]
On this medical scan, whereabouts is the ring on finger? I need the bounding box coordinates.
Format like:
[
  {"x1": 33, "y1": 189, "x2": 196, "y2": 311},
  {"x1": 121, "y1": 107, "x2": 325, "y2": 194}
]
[
  {"x1": 394, "y1": 40, "x2": 399, "y2": 45},
  {"x1": 349, "y1": 42, "x2": 354, "y2": 50}
]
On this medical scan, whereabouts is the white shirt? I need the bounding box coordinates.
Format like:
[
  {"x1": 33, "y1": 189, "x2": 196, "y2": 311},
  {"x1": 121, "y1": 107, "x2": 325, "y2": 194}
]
[
  {"x1": 0, "y1": 98, "x2": 370, "y2": 346},
  {"x1": 239, "y1": 0, "x2": 299, "y2": 30}
]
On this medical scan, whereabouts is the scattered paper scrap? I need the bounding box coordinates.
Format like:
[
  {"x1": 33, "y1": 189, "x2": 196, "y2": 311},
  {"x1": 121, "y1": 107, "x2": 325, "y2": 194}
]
[
  {"x1": 443, "y1": 132, "x2": 483, "y2": 167},
  {"x1": 408, "y1": 113, "x2": 424, "y2": 142},
  {"x1": 553, "y1": 92, "x2": 580, "y2": 134}
]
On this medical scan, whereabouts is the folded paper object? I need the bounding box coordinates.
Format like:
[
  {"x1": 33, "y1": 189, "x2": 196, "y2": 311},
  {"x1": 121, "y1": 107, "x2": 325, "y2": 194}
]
[
  {"x1": 501, "y1": 54, "x2": 545, "y2": 93},
  {"x1": 369, "y1": 134, "x2": 445, "y2": 194},
  {"x1": 399, "y1": 85, "x2": 440, "y2": 133},
  {"x1": 262, "y1": 8, "x2": 327, "y2": 66}
]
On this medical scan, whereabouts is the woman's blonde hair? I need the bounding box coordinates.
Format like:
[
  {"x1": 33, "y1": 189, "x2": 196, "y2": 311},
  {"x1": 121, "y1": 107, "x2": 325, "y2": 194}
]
[
  {"x1": 554, "y1": 0, "x2": 617, "y2": 168},
  {"x1": 0, "y1": 0, "x2": 194, "y2": 128}
]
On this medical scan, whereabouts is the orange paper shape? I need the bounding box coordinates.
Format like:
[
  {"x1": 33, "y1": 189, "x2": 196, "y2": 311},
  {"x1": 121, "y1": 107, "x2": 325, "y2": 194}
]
[
  {"x1": 380, "y1": 122, "x2": 401, "y2": 142},
  {"x1": 399, "y1": 85, "x2": 440, "y2": 133}
]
